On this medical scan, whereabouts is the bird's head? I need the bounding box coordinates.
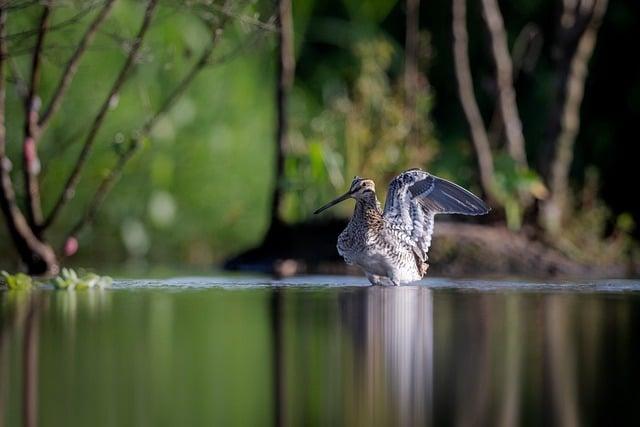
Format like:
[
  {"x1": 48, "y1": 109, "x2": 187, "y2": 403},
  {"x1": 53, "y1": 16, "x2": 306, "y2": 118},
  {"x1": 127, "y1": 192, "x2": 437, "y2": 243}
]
[{"x1": 313, "y1": 176, "x2": 376, "y2": 214}]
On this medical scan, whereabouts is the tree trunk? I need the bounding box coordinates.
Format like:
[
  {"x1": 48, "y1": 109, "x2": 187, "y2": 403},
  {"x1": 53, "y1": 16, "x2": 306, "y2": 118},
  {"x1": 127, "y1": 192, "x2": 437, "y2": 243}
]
[
  {"x1": 269, "y1": 0, "x2": 295, "y2": 232},
  {"x1": 0, "y1": 171, "x2": 58, "y2": 276},
  {"x1": 452, "y1": 0, "x2": 497, "y2": 202},
  {"x1": 0, "y1": 6, "x2": 58, "y2": 276},
  {"x1": 480, "y1": 0, "x2": 528, "y2": 168},
  {"x1": 405, "y1": 0, "x2": 420, "y2": 146},
  {"x1": 540, "y1": 0, "x2": 608, "y2": 234}
]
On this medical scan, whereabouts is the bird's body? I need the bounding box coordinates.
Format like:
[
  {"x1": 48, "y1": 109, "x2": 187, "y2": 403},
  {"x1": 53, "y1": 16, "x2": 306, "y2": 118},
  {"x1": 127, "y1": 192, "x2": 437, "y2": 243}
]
[
  {"x1": 336, "y1": 192, "x2": 425, "y2": 286},
  {"x1": 314, "y1": 169, "x2": 490, "y2": 286}
]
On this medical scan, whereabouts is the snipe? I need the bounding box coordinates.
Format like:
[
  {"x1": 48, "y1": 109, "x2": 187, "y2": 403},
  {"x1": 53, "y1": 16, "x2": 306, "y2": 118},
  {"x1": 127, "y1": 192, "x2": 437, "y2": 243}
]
[{"x1": 314, "y1": 169, "x2": 489, "y2": 286}]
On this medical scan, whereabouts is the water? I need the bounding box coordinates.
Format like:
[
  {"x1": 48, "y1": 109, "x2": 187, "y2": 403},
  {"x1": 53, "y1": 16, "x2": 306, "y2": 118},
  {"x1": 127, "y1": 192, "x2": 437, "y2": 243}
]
[{"x1": 1, "y1": 276, "x2": 640, "y2": 426}]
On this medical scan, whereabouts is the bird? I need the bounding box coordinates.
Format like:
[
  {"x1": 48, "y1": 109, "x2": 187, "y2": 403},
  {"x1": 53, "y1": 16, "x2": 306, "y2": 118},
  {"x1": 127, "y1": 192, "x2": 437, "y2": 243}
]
[{"x1": 313, "y1": 168, "x2": 490, "y2": 286}]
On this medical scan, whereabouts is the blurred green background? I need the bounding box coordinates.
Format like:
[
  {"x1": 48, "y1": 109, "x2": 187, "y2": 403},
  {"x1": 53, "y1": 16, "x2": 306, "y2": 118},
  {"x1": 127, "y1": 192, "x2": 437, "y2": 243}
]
[{"x1": 0, "y1": 0, "x2": 638, "y2": 271}]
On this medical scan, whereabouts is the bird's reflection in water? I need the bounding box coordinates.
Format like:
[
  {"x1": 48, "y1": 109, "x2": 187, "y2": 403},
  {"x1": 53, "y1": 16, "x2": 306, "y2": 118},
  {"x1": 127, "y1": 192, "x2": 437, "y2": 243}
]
[
  {"x1": 340, "y1": 286, "x2": 433, "y2": 426},
  {"x1": 279, "y1": 287, "x2": 640, "y2": 427},
  {"x1": 278, "y1": 285, "x2": 434, "y2": 426}
]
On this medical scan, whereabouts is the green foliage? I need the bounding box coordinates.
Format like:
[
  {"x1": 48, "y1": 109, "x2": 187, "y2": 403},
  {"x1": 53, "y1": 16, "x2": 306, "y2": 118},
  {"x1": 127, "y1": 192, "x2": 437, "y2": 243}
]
[
  {"x1": 0, "y1": 1, "x2": 274, "y2": 268},
  {"x1": 1, "y1": 271, "x2": 35, "y2": 291},
  {"x1": 284, "y1": 38, "x2": 438, "y2": 220},
  {"x1": 342, "y1": 0, "x2": 398, "y2": 23},
  {"x1": 0, "y1": 0, "x2": 634, "y2": 271},
  {"x1": 51, "y1": 269, "x2": 113, "y2": 291},
  {"x1": 492, "y1": 154, "x2": 547, "y2": 230},
  {"x1": 553, "y1": 169, "x2": 636, "y2": 266}
]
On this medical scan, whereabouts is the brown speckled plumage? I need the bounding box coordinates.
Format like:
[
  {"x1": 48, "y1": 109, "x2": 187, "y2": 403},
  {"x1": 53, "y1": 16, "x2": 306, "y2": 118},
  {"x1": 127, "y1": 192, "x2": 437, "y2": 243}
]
[{"x1": 315, "y1": 169, "x2": 490, "y2": 286}]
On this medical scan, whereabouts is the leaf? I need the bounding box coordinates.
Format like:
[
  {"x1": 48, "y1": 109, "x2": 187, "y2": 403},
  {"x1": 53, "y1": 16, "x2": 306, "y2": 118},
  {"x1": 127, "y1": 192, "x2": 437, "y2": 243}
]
[{"x1": 1, "y1": 271, "x2": 35, "y2": 291}]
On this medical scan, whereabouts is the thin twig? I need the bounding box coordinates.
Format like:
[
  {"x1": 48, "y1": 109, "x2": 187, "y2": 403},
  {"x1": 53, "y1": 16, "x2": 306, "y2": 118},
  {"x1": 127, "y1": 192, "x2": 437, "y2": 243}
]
[
  {"x1": 5, "y1": 0, "x2": 39, "y2": 11},
  {"x1": 23, "y1": 0, "x2": 52, "y2": 230},
  {"x1": 64, "y1": 141, "x2": 135, "y2": 242},
  {"x1": 480, "y1": 0, "x2": 528, "y2": 168},
  {"x1": 2, "y1": 1, "x2": 98, "y2": 43},
  {"x1": 8, "y1": 53, "x2": 28, "y2": 98},
  {"x1": 42, "y1": 0, "x2": 159, "y2": 231},
  {"x1": 38, "y1": 0, "x2": 117, "y2": 130},
  {"x1": 43, "y1": 20, "x2": 268, "y2": 185},
  {"x1": 194, "y1": 2, "x2": 277, "y2": 32},
  {"x1": 66, "y1": 6, "x2": 237, "y2": 241},
  {"x1": 452, "y1": 0, "x2": 496, "y2": 200}
]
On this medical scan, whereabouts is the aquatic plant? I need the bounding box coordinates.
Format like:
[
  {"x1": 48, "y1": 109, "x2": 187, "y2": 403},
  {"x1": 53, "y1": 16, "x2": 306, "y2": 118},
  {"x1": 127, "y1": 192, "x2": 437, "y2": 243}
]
[
  {"x1": 1, "y1": 269, "x2": 113, "y2": 291},
  {"x1": 1, "y1": 271, "x2": 35, "y2": 291},
  {"x1": 52, "y1": 269, "x2": 112, "y2": 291}
]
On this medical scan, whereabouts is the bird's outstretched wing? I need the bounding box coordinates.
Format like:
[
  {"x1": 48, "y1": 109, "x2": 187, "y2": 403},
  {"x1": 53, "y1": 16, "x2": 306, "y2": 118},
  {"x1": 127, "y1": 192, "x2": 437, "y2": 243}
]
[{"x1": 383, "y1": 169, "x2": 489, "y2": 260}]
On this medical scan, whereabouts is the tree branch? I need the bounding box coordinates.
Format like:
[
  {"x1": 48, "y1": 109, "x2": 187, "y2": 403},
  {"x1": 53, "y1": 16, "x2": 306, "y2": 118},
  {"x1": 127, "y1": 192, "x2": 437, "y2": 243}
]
[
  {"x1": 541, "y1": 0, "x2": 608, "y2": 233},
  {"x1": 42, "y1": 0, "x2": 159, "y2": 231},
  {"x1": 480, "y1": 0, "x2": 528, "y2": 168},
  {"x1": 4, "y1": 0, "x2": 39, "y2": 12},
  {"x1": 193, "y1": 2, "x2": 277, "y2": 32},
  {"x1": 0, "y1": 5, "x2": 57, "y2": 275},
  {"x1": 38, "y1": 0, "x2": 117, "y2": 131},
  {"x1": 2, "y1": 1, "x2": 97, "y2": 43},
  {"x1": 64, "y1": 139, "x2": 135, "y2": 244},
  {"x1": 65, "y1": 6, "x2": 232, "y2": 242},
  {"x1": 488, "y1": 23, "x2": 542, "y2": 146},
  {"x1": 452, "y1": 0, "x2": 496, "y2": 200},
  {"x1": 22, "y1": 0, "x2": 52, "y2": 230}
]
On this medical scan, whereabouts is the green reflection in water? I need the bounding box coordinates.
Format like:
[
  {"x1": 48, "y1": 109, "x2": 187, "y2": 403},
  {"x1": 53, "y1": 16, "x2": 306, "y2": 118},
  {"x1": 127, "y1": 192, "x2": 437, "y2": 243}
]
[{"x1": 1, "y1": 284, "x2": 639, "y2": 427}]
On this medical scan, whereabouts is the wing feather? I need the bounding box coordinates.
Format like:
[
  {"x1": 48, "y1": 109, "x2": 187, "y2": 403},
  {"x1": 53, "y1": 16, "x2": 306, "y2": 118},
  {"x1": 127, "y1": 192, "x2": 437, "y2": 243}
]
[
  {"x1": 409, "y1": 175, "x2": 490, "y2": 216},
  {"x1": 384, "y1": 169, "x2": 489, "y2": 262}
]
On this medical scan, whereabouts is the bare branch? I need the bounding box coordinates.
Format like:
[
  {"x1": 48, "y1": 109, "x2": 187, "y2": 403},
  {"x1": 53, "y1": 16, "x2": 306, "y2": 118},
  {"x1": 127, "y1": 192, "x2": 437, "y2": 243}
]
[
  {"x1": 0, "y1": 5, "x2": 57, "y2": 275},
  {"x1": 64, "y1": 140, "x2": 135, "y2": 243},
  {"x1": 42, "y1": 0, "x2": 159, "y2": 231},
  {"x1": 452, "y1": 0, "x2": 496, "y2": 200},
  {"x1": 8, "y1": 53, "x2": 28, "y2": 98},
  {"x1": 38, "y1": 0, "x2": 117, "y2": 131},
  {"x1": 541, "y1": 0, "x2": 608, "y2": 233},
  {"x1": 480, "y1": 0, "x2": 528, "y2": 168},
  {"x1": 66, "y1": 9, "x2": 235, "y2": 240},
  {"x1": 2, "y1": 1, "x2": 98, "y2": 43},
  {"x1": 488, "y1": 23, "x2": 542, "y2": 146},
  {"x1": 4, "y1": 0, "x2": 39, "y2": 11},
  {"x1": 193, "y1": 2, "x2": 277, "y2": 32},
  {"x1": 23, "y1": 0, "x2": 52, "y2": 230}
]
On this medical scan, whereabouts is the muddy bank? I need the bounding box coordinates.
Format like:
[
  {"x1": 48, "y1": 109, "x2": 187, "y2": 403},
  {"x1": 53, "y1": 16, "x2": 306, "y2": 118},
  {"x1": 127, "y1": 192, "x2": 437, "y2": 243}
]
[{"x1": 225, "y1": 220, "x2": 634, "y2": 280}]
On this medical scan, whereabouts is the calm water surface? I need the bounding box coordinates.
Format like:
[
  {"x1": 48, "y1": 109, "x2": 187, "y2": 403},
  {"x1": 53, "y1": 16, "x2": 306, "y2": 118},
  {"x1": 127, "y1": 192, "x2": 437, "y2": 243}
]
[{"x1": 1, "y1": 276, "x2": 639, "y2": 426}]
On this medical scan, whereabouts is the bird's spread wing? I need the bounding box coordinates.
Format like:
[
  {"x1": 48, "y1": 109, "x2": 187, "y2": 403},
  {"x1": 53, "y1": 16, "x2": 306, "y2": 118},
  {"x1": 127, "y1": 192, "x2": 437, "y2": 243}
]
[{"x1": 383, "y1": 169, "x2": 489, "y2": 260}]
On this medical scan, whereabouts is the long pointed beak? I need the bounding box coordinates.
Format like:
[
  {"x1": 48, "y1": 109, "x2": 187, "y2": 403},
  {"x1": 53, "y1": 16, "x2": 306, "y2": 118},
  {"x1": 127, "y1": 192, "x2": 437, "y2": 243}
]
[{"x1": 313, "y1": 192, "x2": 352, "y2": 214}]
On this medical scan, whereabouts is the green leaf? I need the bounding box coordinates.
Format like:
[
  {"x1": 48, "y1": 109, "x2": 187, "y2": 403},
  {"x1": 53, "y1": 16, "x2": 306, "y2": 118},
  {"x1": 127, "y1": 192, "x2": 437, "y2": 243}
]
[{"x1": 1, "y1": 271, "x2": 35, "y2": 291}]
